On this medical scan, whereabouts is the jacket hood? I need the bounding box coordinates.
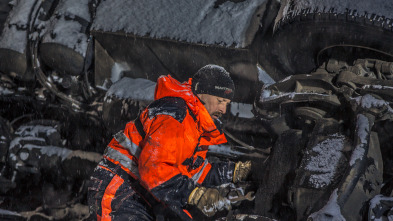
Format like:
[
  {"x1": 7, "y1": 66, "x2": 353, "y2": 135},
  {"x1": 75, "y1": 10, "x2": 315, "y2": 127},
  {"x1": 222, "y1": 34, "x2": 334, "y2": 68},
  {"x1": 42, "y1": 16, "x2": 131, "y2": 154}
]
[{"x1": 154, "y1": 75, "x2": 224, "y2": 140}]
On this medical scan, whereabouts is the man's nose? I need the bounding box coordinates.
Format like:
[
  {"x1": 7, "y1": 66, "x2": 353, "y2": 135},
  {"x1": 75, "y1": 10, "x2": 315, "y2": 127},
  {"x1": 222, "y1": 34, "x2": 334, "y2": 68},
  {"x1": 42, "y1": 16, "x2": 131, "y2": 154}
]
[{"x1": 219, "y1": 105, "x2": 226, "y2": 114}]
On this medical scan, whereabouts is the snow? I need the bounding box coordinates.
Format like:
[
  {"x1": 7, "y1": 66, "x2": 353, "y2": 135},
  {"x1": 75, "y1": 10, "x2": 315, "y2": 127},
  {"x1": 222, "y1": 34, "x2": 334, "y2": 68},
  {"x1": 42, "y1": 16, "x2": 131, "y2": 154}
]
[
  {"x1": 111, "y1": 62, "x2": 131, "y2": 83},
  {"x1": 10, "y1": 136, "x2": 46, "y2": 150},
  {"x1": 303, "y1": 134, "x2": 345, "y2": 188},
  {"x1": 42, "y1": 17, "x2": 88, "y2": 56},
  {"x1": 214, "y1": 197, "x2": 231, "y2": 211},
  {"x1": 308, "y1": 189, "x2": 345, "y2": 221},
  {"x1": 92, "y1": 0, "x2": 268, "y2": 48},
  {"x1": 259, "y1": 90, "x2": 329, "y2": 103},
  {"x1": 105, "y1": 77, "x2": 156, "y2": 102},
  {"x1": 349, "y1": 114, "x2": 369, "y2": 166},
  {"x1": 55, "y1": 0, "x2": 91, "y2": 22},
  {"x1": 8, "y1": 0, "x2": 35, "y2": 28},
  {"x1": 0, "y1": 208, "x2": 21, "y2": 217},
  {"x1": 41, "y1": 0, "x2": 90, "y2": 56},
  {"x1": 9, "y1": 137, "x2": 72, "y2": 162},
  {"x1": 279, "y1": 75, "x2": 292, "y2": 83},
  {"x1": 0, "y1": 86, "x2": 14, "y2": 95},
  {"x1": 0, "y1": 0, "x2": 35, "y2": 53},
  {"x1": 281, "y1": 0, "x2": 393, "y2": 22},
  {"x1": 208, "y1": 144, "x2": 243, "y2": 157},
  {"x1": 230, "y1": 102, "x2": 254, "y2": 118},
  {"x1": 234, "y1": 215, "x2": 267, "y2": 220},
  {"x1": 257, "y1": 65, "x2": 275, "y2": 85},
  {"x1": 363, "y1": 85, "x2": 393, "y2": 90},
  {"x1": 22, "y1": 144, "x2": 72, "y2": 161},
  {"x1": 15, "y1": 125, "x2": 58, "y2": 138},
  {"x1": 353, "y1": 94, "x2": 393, "y2": 113},
  {"x1": 369, "y1": 195, "x2": 393, "y2": 221},
  {"x1": 370, "y1": 194, "x2": 393, "y2": 210},
  {"x1": 148, "y1": 108, "x2": 177, "y2": 119}
]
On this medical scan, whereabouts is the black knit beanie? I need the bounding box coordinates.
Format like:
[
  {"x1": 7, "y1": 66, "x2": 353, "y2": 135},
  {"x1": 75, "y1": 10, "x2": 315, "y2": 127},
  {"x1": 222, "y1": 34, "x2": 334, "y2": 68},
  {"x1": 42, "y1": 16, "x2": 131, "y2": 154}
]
[{"x1": 191, "y1": 64, "x2": 235, "y2": 100}]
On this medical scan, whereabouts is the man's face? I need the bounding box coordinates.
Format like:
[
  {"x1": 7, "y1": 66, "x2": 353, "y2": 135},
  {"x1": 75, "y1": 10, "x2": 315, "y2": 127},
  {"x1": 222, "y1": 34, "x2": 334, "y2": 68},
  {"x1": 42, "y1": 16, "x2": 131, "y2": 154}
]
[{"x1": 197, "y1": 94, "x2": 231, "y2": 120}]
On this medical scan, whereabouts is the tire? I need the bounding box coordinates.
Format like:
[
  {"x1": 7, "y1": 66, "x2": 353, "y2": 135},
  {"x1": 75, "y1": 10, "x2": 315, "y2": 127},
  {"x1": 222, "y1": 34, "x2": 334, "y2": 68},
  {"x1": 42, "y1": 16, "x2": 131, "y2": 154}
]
[{"x1": 260, "y1": 0, "x2": 393, "y2": 79}]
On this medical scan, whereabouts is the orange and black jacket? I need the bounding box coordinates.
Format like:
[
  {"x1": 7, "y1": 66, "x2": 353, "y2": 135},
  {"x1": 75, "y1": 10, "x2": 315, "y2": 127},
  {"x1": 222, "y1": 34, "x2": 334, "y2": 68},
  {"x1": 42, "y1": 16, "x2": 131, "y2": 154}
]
[{"x1": 105, "y1": 75, "x2": 234, "y2": 209}]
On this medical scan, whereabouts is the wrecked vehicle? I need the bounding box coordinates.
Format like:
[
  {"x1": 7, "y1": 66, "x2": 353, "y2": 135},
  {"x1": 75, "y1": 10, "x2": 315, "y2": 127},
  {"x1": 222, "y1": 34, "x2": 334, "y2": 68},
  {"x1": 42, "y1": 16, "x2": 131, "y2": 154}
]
[{"x1": 1, "y1": 0, "x2": 393, "y2": 220}]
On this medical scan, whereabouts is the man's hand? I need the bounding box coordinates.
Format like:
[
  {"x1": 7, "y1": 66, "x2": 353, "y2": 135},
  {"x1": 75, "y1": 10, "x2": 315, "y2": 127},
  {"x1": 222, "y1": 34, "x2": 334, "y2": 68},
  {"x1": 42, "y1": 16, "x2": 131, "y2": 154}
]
[
  {"x1": 233, "y1": 161, "x2": 252, "y2": 183},
  {"x1": 188, "y1": 187, "x2": 231, "y2": 217}
]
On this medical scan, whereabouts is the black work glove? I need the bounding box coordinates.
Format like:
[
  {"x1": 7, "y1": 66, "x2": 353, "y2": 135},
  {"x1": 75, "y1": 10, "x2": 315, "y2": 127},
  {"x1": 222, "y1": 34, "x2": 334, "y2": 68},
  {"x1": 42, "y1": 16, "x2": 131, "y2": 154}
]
[{"x1": 188, "y1": 187, "x2": 231, "y2": 217}]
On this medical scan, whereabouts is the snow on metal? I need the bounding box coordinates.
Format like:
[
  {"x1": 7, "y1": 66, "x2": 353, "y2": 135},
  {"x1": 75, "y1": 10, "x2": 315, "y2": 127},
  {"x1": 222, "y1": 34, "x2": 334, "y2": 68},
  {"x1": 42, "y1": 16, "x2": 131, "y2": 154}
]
[
  {"x1": 303, "y1": 134, "x2": 345, "y2": 189},
  {"x1": 41, "y1": 0, "x2": 91, "y2": 56},
  {"x1": 257, "y1": 65, "x2": 275, "y2": 85},
  {"x1": 281, "y1": 0, "x2": 393, "y2": 21},
  {"x1": 259, "y1": 89, "x2": 329, "y2": 102},
  {"x1": 0, "y1": 86, "x2": 14, "y2": 95},
  {"x1": 0, "y1": 208, "x2": 21, "y2": 217},
  {"x1": 105, "y1": 77, "x2": 156, "y2": 102},
  {"x1": 208, "y1": 144, "x2": 243, "y2": 157},
  {"x1": 369, "y1": 194, "x2": 393, "y2": 221},
  {"x1": 15, "y1": 125, "x2": 58, "y2": 137},
  {"x1": 0, "y1": 0, "x2": 36, "y2": 53},
  {"x1": 55, "y1": 0, "x2": 91, "y2": 22},
  {"x1": 349, "y1": 114, "x2": 369, "y2": 166},
  {"x1": 353, "y1": 94, "x2": 393, "y2": 113},
  {"x1": 308, "y1": 189, "x2": 345, "y2": 221},
  {"x1": 110, "y1": 62, "x2": 131, "y2": 83},
  {"x1": 370, "y1": 194, "x2": 393, "y2": 209},
  {"x1": 230, "y1": 102, "x2": 254, "y2": 119},
  {"x1": 92, "y1": 0, "x2": 267, "y2": 48},
  {"x1": 9, "y1": 137, "x2": 45, "y2": 150},
  {"x1": 362, "y1": 85, "x2": 393, "y2": 90},
  {"x1": 21, "y1": 144, "x2": 72, "y2": 161}
]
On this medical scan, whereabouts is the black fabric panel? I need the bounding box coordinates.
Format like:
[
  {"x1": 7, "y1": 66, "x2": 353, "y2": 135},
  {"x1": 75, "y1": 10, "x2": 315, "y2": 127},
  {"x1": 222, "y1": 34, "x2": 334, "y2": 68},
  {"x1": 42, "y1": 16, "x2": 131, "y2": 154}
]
[
  {"x1": 100, "y1": 158, "x2": 162, "y2": 209},
  {"x1": 87, "y1": 165, "x2": 114, "y2": 217},
  {"x1": 111, "y1": 182, "x2": 154, "y2": 221},
  {"x1": 147, "y1": 97, "x2": 188, "y2": 123},
  {"x1": 150, "y1": 174, "x2": 196, "y2": 208},
  {"x1": 202, "y1": 161, "x2": 235, "y2": 187},
  {"x1": 87, "y1": 164, "x2": 154, "y2": 221}
]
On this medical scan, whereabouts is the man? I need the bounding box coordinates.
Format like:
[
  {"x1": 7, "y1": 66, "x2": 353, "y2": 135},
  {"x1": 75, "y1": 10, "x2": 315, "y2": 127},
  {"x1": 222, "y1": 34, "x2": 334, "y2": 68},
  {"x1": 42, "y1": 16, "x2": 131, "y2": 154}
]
[{"x1": 87, "y1": 64, "x2": 251, "y2": 220}]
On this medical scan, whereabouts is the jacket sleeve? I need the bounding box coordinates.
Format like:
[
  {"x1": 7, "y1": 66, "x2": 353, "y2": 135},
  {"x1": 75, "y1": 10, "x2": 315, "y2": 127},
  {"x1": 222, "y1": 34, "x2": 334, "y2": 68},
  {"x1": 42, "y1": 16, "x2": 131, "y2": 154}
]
[
  {"x1": 138, "y1": 115, "x2": 196, "y2": 207},
  {"x1": 202, "y1": 160, "x2": 235, "y2": 187}
]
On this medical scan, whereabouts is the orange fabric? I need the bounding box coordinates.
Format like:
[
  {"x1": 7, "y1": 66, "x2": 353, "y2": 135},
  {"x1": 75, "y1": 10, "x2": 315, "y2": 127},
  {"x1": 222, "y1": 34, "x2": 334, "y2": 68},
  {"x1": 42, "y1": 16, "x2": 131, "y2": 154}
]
[
  {"x1": 101, "y1": 175, "x2": 124, "y2": 220},
  {"x1": 103, "y1": 155, "x2": 139, "y2": 180},
  {"x1": 183, "y1": 209, "x2": 193, "y2": 219},
  {"x1": 197, "y1": 162, "x2": 212, "y2": 185},
  {"x1": 97, "y1": 215, "x2": 101, "y2": 221},
  {"x1": 138, "y1": 75, "x2": 227, "y2": 190},
  {"x1": 107, "y1": 121, "x2": 144, "y2": 163}
]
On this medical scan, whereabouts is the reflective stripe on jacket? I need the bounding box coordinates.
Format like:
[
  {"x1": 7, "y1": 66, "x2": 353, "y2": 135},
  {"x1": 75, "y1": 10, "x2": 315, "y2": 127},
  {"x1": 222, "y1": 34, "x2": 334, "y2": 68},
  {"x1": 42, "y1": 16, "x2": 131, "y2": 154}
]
[{"x1": 104, "y1": 119, "x2": 144, "y2": 178}]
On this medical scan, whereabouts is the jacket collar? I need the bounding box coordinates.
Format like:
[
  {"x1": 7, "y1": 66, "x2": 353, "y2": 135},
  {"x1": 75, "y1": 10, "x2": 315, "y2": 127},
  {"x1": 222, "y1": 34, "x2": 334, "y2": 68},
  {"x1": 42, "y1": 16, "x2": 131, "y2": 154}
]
[{"x1": 154, "y1": 75, "x2": 221, "y2": 136}]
